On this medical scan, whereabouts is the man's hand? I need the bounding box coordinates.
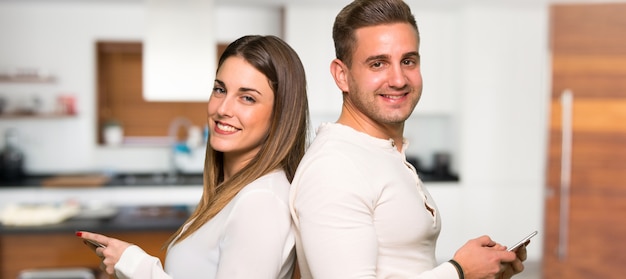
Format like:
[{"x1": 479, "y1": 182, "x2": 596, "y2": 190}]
[
  {"x1": 453, "y1": 235, "x2": 517, "y2": 279},
  {"x1": 499, "y1": 241, "x2": 529, "y2": 279}
]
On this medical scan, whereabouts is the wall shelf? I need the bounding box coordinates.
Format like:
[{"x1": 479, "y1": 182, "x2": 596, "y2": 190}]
[
  {"x1": 0, "y1": 75, "x2": 56, "y2": 83},
  {"x1": 0, "y1": 112, "x2": 75, "y2": 119}
]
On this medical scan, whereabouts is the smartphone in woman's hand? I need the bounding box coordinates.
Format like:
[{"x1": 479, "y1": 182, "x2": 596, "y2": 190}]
[{"x1": 84, "y1": 238, "x2": 106, "y2": 249}]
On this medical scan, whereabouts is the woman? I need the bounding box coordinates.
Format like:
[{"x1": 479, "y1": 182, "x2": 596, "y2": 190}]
[{"x1": 77, "y1": 35, "x2": 309, "y2": 279}]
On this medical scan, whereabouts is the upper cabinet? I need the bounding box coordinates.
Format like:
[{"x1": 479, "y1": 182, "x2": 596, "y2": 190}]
[
  {"x1": 142, "y1": 2, "x2": 283, "y2": 101},
  {"x1": 143, "y1": 0, "x2": 217, "y2": 102}
]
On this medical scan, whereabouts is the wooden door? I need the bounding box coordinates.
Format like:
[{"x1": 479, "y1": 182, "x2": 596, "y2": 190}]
[{"x1": 544, "y1": 3, "x2": 626, "y2": 278}]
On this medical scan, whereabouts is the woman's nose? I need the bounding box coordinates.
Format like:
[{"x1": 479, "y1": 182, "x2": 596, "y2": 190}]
[{"x1": 215, "y1": 97, "x2": 234, "y2": 117}]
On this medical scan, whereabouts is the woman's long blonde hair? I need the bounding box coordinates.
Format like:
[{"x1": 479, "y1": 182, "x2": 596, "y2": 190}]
[{"x1": 165, "y1": 35, "x2": 309, "y2": 247}]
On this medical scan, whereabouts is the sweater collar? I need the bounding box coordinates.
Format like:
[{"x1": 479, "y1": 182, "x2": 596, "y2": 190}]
[{"x1": 317, "y1": 122, "x2": 409, "y2": 153}]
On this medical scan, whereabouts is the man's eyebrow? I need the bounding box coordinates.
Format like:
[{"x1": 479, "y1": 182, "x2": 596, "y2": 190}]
[
  {"x1": 364, "y1": 51, "x2": 420, "y2": 64},
  {"x1": 404, "y1": 51, "x2": 420, "y2": 59},
  {"x1": 364, "y1": 54, "x2": 389, "y2": 64}
]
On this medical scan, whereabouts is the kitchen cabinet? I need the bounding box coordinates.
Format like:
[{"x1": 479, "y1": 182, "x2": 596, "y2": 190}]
[
  {"x1": 96, "y1": 41, "x2": 208, "y2": 145},
  {"x1": 0, "y1": 205, "x2": 188, "y2": 279},
  {"x1": 1, "y1": 230, "x2": 173, "y2": 279}
]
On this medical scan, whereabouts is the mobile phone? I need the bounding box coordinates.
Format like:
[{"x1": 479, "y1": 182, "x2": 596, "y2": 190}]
[
  {"x1": 84, "y1": 238, "x2": 106, "y2": 249},
  {"x1": 507, "y1": 230, "x2": 537, "y2": 252}
]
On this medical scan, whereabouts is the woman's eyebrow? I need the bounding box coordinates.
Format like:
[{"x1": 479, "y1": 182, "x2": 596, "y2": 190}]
[
  {"x1": 239, "y1": 87, "x2": 263, "y2": 96},
  {"x1": 214, "y1": 79, "x2": 226, "y2": 87}
]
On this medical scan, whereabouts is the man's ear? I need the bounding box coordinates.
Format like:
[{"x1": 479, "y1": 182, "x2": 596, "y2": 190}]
[{"x1": 330, "y1": 58, "x2": 349, "y2": 93}]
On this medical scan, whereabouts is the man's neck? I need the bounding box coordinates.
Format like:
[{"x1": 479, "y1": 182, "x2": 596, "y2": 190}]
[{"x1": 337, "y1": 107, "x2": 405, "y2": 152}]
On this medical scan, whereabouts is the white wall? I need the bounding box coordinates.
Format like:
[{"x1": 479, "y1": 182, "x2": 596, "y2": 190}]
[
  {"x1": 440, "y1": 5, "x2": 549, "y2": 263},
  {"x1": 0, "y1": 0, "x2": 549, "y2": 264}
]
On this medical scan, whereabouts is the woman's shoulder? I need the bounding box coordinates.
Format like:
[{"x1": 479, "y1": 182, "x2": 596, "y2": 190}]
[{"x1": 237, "y1": 169, "x2": 290, "y2": 199}]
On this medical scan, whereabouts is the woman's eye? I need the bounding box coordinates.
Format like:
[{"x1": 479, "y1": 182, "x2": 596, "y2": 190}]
[
  {"x1": 212, "y1": 87, "x2": 225, "y2": 95},
  {"x1": 242, "y1": 96, "x2": 256, "y2": 103}
]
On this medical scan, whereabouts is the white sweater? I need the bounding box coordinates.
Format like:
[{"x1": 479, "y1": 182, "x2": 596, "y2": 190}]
[
  {"x1": 115, "y1": 170, "x2": 296, "y2": 279},
  {"x1": 290, "y1": 123, "x2": 457, "y2": 279}
]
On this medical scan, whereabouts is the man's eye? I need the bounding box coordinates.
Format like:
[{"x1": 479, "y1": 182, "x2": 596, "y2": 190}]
[{"x1": 402, "y1": 59, "x2": 416, "y2": 66}]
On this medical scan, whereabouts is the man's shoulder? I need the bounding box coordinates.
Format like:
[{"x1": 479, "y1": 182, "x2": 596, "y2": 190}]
[
  {"x1": 308, "y1": 123, "x2": 370, "y2": 152},
  {"x1": 298, "y1": 137, "x2": 375, "y2": 176}
]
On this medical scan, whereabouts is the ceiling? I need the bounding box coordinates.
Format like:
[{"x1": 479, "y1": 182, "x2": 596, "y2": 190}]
[
  {"x1": 3, "y1": 0, "x2": 625, "y2": 6},
  {"x1": 212, "y1": 0, "x2": 626, "y2": 6}
]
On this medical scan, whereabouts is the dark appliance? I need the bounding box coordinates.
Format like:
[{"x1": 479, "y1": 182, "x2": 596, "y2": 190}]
[{"x1": 0, "y1": 128, "x2": 25, "y2": 182}]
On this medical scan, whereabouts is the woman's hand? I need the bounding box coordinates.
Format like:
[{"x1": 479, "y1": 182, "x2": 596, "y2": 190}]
[{"x1": 76, "y1": 231, "x2": 133, "y2": 277}]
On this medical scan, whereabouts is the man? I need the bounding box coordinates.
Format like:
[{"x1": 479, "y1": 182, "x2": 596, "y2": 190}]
[{"x1": 289, "y1": 0, "x2": 527, "y2": 278}]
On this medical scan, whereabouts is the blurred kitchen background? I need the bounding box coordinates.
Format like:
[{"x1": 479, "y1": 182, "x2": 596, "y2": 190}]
[{"x1": 1, "y1": 0, "x2": 625, "y2": 278}]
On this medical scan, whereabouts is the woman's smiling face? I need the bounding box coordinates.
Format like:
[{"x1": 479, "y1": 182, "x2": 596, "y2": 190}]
[{"x1": 208, "y1": 56, "x2": 274, "y2": 172}]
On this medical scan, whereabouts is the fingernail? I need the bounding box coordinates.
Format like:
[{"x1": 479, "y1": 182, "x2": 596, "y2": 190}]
[{"x1": 75, "y1": 231, "x2": 82, "y2": 237}]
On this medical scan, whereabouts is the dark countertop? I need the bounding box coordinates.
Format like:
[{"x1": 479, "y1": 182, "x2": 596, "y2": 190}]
[
  {"x1": 0, "y1": 205, "x2": 190, "y2": 234},
  {"x1": 0, "y1": 171, "x2": 457, "y2": 188},
  {"x1": 0, "y1": 172, "x2": 204, "y2": 188}
]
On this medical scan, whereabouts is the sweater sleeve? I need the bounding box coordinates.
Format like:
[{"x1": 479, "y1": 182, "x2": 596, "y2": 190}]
[
  {"x1": 115, "y1": 245, "x2": 173, "y2": 279},
  {"x1": 422, "y1": 262, "x2": 462, "y2": 279}
]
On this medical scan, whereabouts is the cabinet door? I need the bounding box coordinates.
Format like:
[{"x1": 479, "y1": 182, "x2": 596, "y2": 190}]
[
  {"x1": 0, "y1": 231, "x2": 173, "y2": 279},
  {"x1": 544, "y1": 4, "x2": 626, "y2": 278}
]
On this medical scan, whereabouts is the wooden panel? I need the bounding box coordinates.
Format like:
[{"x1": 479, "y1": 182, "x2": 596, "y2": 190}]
[
  {"x1": 545, "y1": 4, "x2": 626, "y2": 278},
  {"x1": 543, "y1": 193, "x2": 626, "y2": 278},
  {"x1": 549, "y1": 99, "x2": 626, "y2": 132},
  {"x1": 1, "y1": 231, "x2": 174, "y2": 279},
  {"x1": 546, "y1": 132, "x2": 626, "y2": 192},
  {"x1": 552, "y1": 75, "x2": 626, "y2": 99},
  {"x1": 550, "y1": 3, "x2": 626, "y2": 55},
  {"x1": 544, "y1": 108, "x2": 626, "y2": 276},
  {"x1": 552, "y1": 54, "x2": 626, "y2": 75}
]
